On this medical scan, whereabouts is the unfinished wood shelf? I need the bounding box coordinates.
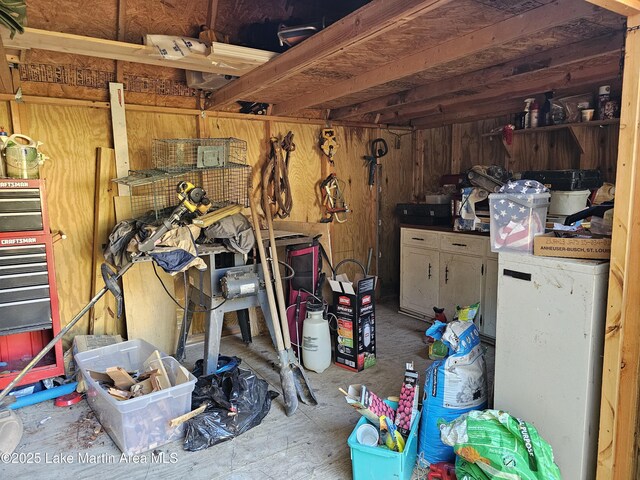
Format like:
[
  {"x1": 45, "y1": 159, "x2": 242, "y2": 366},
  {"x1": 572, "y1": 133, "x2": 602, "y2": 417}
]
[{"x1": 481, "y1": 118, "x2": 620, "y2": 138}]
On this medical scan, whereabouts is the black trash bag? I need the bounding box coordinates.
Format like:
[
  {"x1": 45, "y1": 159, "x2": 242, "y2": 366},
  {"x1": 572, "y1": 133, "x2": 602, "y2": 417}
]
[{"x1": 183, "y1": 360, "x2": 279, "y2": 452}]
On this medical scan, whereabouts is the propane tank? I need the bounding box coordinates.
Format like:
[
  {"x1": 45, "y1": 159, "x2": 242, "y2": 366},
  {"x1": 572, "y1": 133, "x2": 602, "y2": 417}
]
[{"x1": 301, "y1": 300, "x2": 331, "y2": 373}]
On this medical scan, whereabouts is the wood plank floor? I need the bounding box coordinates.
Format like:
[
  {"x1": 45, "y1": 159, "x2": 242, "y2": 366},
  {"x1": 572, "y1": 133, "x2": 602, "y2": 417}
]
[{"x1": 1, "y1": 303, "x2": 494, "y2": 479}]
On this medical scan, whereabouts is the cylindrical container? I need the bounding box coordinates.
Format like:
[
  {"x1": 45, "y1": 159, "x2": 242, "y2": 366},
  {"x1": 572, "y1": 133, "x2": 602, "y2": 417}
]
[
  {"x1": 581, "y1": 109, "x2": 595, "y2": 122},
  {"x1": 356, "y1": 423, "x2": 379, "y2": 447},
  {"x1": 4, "y1": 135, "x2": 42, "y2": 179},
  {"x1": 301, "y1": 301, "x2": 331, "y2": 373},
  {"x1": 549, "y1": 190, "x2": 591, "y2": 215},
  {"x1": 598, "y1": 85, "x2": 611, "y2": 120},
  {"x1": 529, "y1": 100, "x2": 540, "y2": 128}
]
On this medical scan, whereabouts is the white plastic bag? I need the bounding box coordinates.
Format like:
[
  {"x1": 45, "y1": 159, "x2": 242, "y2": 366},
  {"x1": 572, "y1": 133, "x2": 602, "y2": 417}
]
[{"x1": 146, "y1": 35, "x2": 208, "y2": 60}]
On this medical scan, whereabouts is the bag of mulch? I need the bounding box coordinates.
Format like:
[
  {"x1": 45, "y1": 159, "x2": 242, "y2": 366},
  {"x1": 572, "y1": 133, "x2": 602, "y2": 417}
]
[
  {"x1": 418, "y1": 320, "x2": 487, "y2": 466},
  {"x1": 441, "y1": 410, "x2": 562, "y2": 480}
]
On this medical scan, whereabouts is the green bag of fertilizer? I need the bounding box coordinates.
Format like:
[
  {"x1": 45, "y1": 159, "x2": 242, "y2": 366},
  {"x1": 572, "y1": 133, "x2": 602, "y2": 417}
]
[{"x1": 441, "y1": 410, "x2": 562, "y2": 479}]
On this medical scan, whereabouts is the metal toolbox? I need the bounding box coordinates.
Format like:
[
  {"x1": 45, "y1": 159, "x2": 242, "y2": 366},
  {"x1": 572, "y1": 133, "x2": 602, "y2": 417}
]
[
  {"x1": 396, "y1": 203, "x2": 451, "y2": 226},
  {"x1": 520, "y1": 169, "x2": 602, "y2": 191},
  {"x1": 0, "y1": 180, "x2": 45, "y2": 232},
  {"x1": 0, "y1": 242, "x2": 53, "y2": 334}
]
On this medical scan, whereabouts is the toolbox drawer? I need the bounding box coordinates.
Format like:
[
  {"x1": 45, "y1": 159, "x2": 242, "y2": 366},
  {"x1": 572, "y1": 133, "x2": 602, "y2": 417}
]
[
  {"x1": 0, "y1": 252, "x2": 47, "y2": 267},
  {"x1": 0, "y1": 188, "x2": 42, "y2": 213},
  {"x1": 401, "y1": 228, "x2": 440, "y2": 249},
  {"x1": 439, "y1": 234, "x2": 487, "y2": 255},
  {"x1": 0, "y1": 212, "x2": 44, "y2": 232},
  {"x1": 0, "y1": 271, "x2": 49, "y2": 289},
  {"x1": 0, "y1": 262, "x2": 48, "y2": 276},
  {"x1": 0, "y1": 285, "x2": 50, "y2": 303},
  {"x1": 0, "y1": 297, "x2": 52, "y2": 334}
]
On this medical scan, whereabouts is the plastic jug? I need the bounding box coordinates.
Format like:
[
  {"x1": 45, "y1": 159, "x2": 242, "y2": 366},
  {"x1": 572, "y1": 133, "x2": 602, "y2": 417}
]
[
  {"x1": 301, "y1": 301, "x2": 331, "y2": 373},
  {"x1": 2, "y1": 134, "x2": 46, "y2": 179}
]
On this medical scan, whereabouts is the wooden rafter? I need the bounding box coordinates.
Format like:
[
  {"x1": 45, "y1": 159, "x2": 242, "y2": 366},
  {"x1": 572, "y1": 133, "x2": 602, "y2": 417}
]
[
  {"x1": 0, "y1": 36, "x2": 13, "y2": 94},
  {"x1": 586, "y1": 0, "x2": 640, "y2": 15},
  {"x1": 0, "y1": 27, "x2": 276, "y2": 77},
  {"x1": 409, "y1": 73, "x2": 619, "y2": 128},
  {"x1": 596, "y1": 12, "x2": 640, "y2": 479},
  {"x1": 205, "y1": 0, "x2": 456, "y2": 110},
  {"x1": 411, "y1": 99, "x2": 525, "y2": 129},
  {"x1": 378, "y1": 60, "x2": 620, "y2": 123},
  {"x1": 330, "y1": 33, "x2": 624, "y2": 121},
  {"x1": 271, "y1": 0, "x2": 601, "y2": 117}
]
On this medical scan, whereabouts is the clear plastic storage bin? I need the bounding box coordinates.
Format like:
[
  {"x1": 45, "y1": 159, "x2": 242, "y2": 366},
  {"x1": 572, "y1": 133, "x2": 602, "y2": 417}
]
[
  {"x1": 489, "y1": 192, "x2": 550, "y2": 254},
  {"x1": 74, "y1": 339, "x2": 196, "y2": 455}
]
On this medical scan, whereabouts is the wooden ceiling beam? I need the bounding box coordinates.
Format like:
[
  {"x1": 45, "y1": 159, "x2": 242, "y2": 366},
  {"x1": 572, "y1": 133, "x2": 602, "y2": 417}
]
[
  {"x1": 586, "y1": 0, "x2": 640, "y2": 16},
  {"x1": 271, "y1": 0, "x2": 602, "y2": 117},
  {"x1": 205, "y1": 0, "x2": 455, "y2": 109},
  {"x1": 408, "y1": 70, "x2": 620, "y2": 128},
  {"x1": 330, "y1": 32, "x2": 624, "y2": 120},
  {"x1": 0, "y1": 27, "x2": 276, "y2": 77},
  {"x1": 380, "y1": 60, "x2": 620, "y2": 124},
  {"x1": 411, "y1": 99, "x2": 525, "y2": 129}
]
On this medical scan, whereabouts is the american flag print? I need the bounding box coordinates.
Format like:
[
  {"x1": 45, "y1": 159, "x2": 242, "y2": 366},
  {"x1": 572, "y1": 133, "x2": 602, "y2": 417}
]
[{"x1": 490, "y1": 180, "x2": 549, "y2": 251}]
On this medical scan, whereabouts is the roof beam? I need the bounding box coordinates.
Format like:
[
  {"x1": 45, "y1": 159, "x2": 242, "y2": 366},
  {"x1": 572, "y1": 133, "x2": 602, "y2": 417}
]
[
  {"x1": 271, "y1": 0, "x2": 601, "y2": 116},
  {"x1": 408, "y1": 66, "x2": 619, "y2": 127},
  {"x1": 330, "y1": 32, "x2": 623, "y2": 120},
  {"x1": 411, "y1": 99, "x2": 525, "y2": 129},
  {"x1": 586, "y1": 0, "x2": 640, "y2": 16},
  {"x1": 0, "y1": 27, "x2": 276, "y2": 77},
  {"x1": 205, "y1": 0, "x2": 455, "y2": 109},
  {"x1": 378, "y1": 59, "x2": 620, "y2": 123}
]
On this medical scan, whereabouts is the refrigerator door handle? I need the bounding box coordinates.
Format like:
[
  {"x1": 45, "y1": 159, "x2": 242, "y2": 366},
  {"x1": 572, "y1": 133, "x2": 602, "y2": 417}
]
[{"x1": 503, "y1": 269, "x2": 532, "y2": 281}]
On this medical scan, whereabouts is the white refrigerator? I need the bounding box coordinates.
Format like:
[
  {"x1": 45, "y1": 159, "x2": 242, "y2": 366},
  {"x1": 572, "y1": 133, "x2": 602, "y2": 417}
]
[{"x1": 494, "y1": 253, "x2": 609, "y2": 480}]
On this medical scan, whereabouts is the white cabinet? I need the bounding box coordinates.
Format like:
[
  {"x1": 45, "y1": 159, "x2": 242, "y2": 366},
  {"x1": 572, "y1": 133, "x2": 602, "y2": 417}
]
[
  {"x1": 439, "y1": 253, "x2": 483, "y2": 318},
  {"x1": 400, "y1": 246, "x2": 439, "y2": 315},
  {"x1": 399, "y1": 227, "x2": 497, "y2": 339},
  {"x1": 481, "y1": 258, "x2": 498, "y2": 337}
]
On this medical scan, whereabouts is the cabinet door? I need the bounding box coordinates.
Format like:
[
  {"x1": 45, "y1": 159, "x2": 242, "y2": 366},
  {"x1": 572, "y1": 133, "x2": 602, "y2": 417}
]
[
  {"x1": 400, "y1": 245, "x2": 439, "y2": 316},
  {"x1": 439, "y1": 253, "x2": 483, "y2": 320},
  {"x1": 481, "y1": 258, "x2": 498, "y2": 338}
]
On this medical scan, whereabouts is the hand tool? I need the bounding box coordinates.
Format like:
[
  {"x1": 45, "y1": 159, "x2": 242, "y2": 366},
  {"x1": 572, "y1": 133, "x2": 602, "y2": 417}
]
[
  {"x1": 363, "y1": 138, "x2": 388, "y2": 191},
  {"x1": 319, "y1": 128, "x2": 339, "y2": 164},
  {"x1": 320, "y1": 173, "x2": 349, "y2": 223},
  {"x1": 138, "y1": 181, "x2": 211, "y2": 252},
  {"x1": 0, "y1": 260, "x2": 133, "y2": 454},
  {"x1": 262, "y1": 191, "x2": 317, "y2": 407},
  {"x1": 248, "y1": 193, "x2": 299, "y2": 416}
]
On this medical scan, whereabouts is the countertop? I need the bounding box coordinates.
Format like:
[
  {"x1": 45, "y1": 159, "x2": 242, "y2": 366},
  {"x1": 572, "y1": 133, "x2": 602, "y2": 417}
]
[{"x1": 400, "y1": 223, "x2": 490, "y2": 237}]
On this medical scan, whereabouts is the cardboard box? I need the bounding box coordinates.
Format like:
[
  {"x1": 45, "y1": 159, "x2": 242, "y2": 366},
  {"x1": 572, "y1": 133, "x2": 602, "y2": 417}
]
[
  {"x1": 330, "y1": 275, "x2": 377, "y2": 372},
  {"x1": 343, "y1": 384, "x2": 396, "y2": 424},
  {"x1": 534, "y1": 232, "x2": 611, "y2": 259}
]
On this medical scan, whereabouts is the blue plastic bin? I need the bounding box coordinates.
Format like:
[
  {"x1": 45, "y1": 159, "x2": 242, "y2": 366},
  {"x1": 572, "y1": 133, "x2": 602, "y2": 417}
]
[{"x1": 348, "y1": 401, "x2": 421, "y2": 480}]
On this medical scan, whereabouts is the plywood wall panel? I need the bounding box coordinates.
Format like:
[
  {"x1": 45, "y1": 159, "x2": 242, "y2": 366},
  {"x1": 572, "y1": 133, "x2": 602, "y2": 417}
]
[
  {"x1": 378, "y1": 129, "x2": 414, "y2": 294},
  {"x1": 26, "y1": 104, "x2": 112, "y2": 341},
  {"x1": 420, "y1": 126, "x2": 451, "y2": 197},
  {"x1": 126, "y1": 111, "x2": 197, "y2": 170}
]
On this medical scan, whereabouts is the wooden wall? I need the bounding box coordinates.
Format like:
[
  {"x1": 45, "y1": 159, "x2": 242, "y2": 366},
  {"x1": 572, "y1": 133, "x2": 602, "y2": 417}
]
[
  {"x1": 414, "y1": 116, "x2": 620, "y2": 199},
  {"x1": 0, "y1": 97, "x2": 411, "y2": 343}
]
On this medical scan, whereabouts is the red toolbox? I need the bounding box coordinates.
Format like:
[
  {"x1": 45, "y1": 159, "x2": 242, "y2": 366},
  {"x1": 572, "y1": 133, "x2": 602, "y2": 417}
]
[{"x1": 0, "y1": 179, "x2": 64, "y2": 388}]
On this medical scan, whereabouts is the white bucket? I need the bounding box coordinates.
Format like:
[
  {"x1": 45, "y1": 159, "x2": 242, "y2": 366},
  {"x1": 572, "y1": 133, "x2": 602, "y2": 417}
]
[{"x1": 549, "y1": 190, "x2": 590, "y2": 215}]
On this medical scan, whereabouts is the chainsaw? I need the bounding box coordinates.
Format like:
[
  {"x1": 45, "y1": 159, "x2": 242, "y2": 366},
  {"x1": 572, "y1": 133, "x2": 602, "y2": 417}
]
[{"x1": 138, "y1": 181, "x2": 211, "y2": 252}]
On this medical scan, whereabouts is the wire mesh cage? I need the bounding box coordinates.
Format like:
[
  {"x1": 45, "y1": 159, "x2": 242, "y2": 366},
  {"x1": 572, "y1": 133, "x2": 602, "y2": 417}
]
[
  {"x1": 113, "y1": 164, "x2": 251, "y2": 223},
  {"x1": 152, "y1": 138, "x2": 247, "y2": 172}
]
